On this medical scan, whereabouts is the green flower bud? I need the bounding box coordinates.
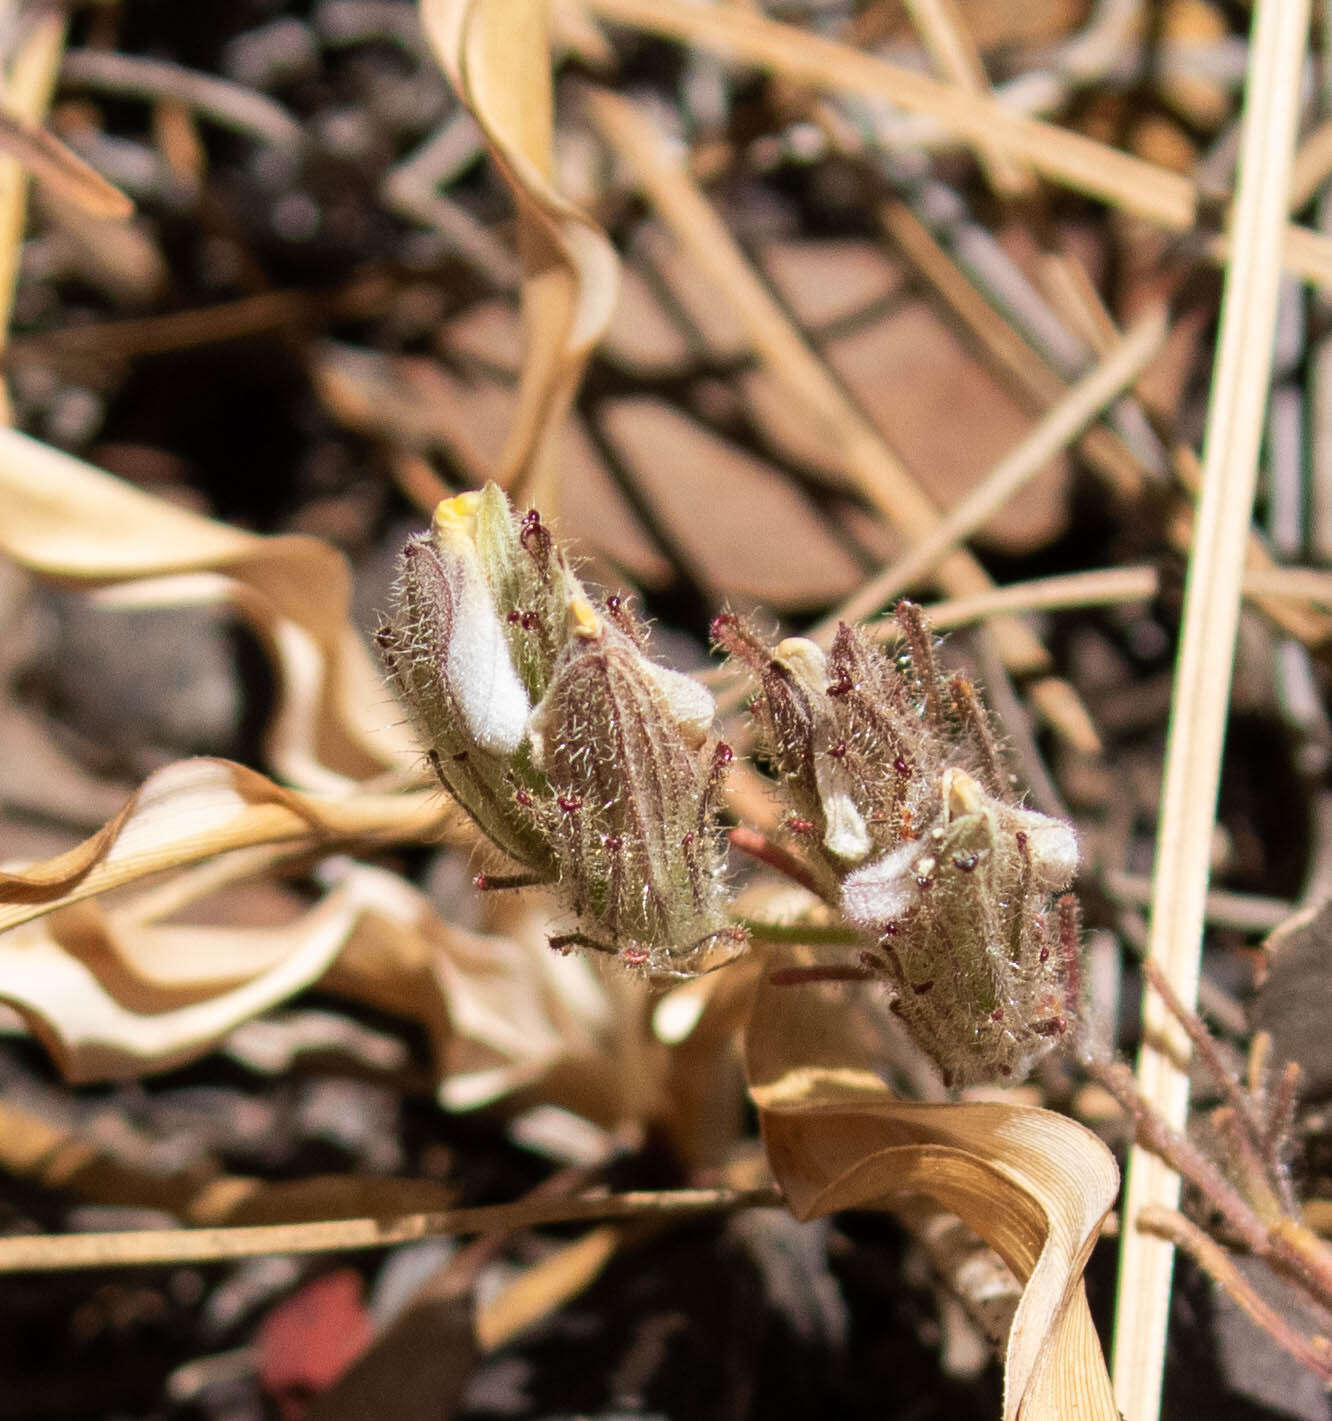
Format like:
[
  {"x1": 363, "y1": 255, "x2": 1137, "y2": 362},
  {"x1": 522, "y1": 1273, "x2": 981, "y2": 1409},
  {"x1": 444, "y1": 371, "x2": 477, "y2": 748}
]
[
  {"x1": 377, "y1": 494, "x2": 552, "y2": 869},
  {"x1": 529, "y1": 598, "x2": 737, "y2": 973},
  {"x1": 717, "y1": 601, "x2": 1081, "y2": 1084},
  {"x1": 380, "y1": 486, "x2": 739, "y2": 974},
  {"x1": 842, "y1": 767, "x2": 1078, "y2": 1086}
]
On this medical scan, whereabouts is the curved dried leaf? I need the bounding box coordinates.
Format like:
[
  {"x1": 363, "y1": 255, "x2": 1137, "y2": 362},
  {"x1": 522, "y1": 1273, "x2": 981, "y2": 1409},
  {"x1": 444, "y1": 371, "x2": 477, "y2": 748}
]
[
  {"x1": 419, "y1": 0, "x2": 619, "y2": 495},
  {"x1": 747, "y1": 965, "x2": 1118, "y2": 1420},
  {"x1": 0, "y1": 757, "x2": 448, "y2": 935},
  {"x1": 328, "y1": 882, "x2": 655, "y2": 1123},
  {"x1": 323, "y1": 869, "x2": 752, "y2": 1155},
  {"x1": 0, "y1": 858, "x2": 447, "y2": 1081},
  {"x1": 0, "y1": 426, "x2": 415, "y2": 790}
]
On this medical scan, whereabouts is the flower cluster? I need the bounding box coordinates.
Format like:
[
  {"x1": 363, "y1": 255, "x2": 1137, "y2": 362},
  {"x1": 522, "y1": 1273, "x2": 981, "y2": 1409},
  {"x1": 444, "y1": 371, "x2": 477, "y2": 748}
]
[
  {"x1": 377, "y1": 485, "x2": 737, "y2": 974},
  {"x1": 380, "y1": 487, "x2": 1083, "y2": 1084},
  {"x1": 715, "y1": 606, "x2": 1080, "y2": 1086}
]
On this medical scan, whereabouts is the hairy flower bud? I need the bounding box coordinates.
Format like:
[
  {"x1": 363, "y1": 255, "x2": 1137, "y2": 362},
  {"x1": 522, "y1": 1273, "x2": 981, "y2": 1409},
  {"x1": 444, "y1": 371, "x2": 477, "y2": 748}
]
[
  {"x1": 718, "y1": 601, "x2": 1081, "y2": 1084},
  {"x1": 529, "y1": 598, "x2": 735, "y2": 972},
  {"x1": 713, "y1": 611, "x2": 946, "y2": 872},
  {"x1": 842, "y1": 767, "x2": 1077, "y2": 1085},
  {"x1": 380, "y1": 485, "x2": 737, "y2": 973},
  {"x1": 377, "y1": 500, "x2": 549, "y2": 869}
]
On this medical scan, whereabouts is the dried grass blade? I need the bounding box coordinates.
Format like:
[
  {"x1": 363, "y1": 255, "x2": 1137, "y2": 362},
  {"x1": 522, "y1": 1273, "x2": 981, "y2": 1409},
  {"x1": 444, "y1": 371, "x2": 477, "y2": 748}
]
[
  {"x1": 1112, "y1": 6, "x2": 1312, "y2": 1420},
  {"x1": 580, "y1": 0, "x2": 1332, "y2": 291},
  {"x1": 0, "y1": 15, "x2": 66, "y2": 420},
  {"x1": 0, "y1": 1187, "x2": 778, "y2": 1272},
  {"x1": 916, "y1": 567, "x2": 1161, "y2": 632},
  {"x1": 419, "y1": 0, "x2": 619, "y2": 501},
  {"x1": 901, "y1": 0, "x2": 1030, "y2": 197},
  {"x1": 0, "y1": 108, "x2": 131, "y2": 219}
]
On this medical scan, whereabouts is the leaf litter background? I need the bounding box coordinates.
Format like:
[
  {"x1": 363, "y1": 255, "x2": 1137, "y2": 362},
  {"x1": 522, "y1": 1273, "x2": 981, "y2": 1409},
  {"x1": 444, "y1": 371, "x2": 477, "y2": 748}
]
[{"x1": 0, "y1": 1, "x2": 1330, "y2": 1419}]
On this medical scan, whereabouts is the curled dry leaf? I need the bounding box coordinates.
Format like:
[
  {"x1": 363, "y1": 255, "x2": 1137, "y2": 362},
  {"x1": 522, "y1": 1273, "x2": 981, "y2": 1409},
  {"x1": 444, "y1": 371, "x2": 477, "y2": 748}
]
[
  {"x1": 418, "y1": 0, "x2": 619, "y2": 497},
  {"x1": 746, "y1": 963, "x2": 1118, "y2": 1420},
  {"x1": 0, "y1": 757, "x2": 447, "y2": 935},
  {"x1": 0, "y1": 797, "x2": 449, "y2": 1080},
  {"x1": 0, "y1": 426, "x2": 415, "y2": 791},
  {"x1": 326, "y1": 868, "x2": 757, "y2": 1160},
  {"x1": 0, "y1": 747, "x2": 746, "y2": 1143}
]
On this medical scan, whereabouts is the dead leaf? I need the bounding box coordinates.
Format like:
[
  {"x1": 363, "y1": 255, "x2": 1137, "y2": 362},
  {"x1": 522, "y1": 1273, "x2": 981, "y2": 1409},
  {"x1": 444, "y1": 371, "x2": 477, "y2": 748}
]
[
  {"x1": 746, "y1": 961, "x2": 1119, "y2": 1420},
  {"x1": 759, "y1": 237, "x2": 906, "y2": 330},
  {"x1": 822, "y1": 299, "x2": 1071, "y2": 553},
  {"x1": 0, "y1": 757, "x2": 447, "y2": 934},
  {"x1": 597, "y1": 396, "x2": 872, "y2": 607},
  {"x1": 325, "y1": 869, "x2": 754, "y2": 1160},
  {"x1": 0, "y1": 839, "x2": 445, "y2": 1081},
  {"x1": 1255, "y1": 898, "x2": 1332, "y2": 1097},
  {"x1": 313, "y1": 340, "x2": 670, "y2": 587},
  {"x1": 419, "y1": 0, "x2": 619, "y2": 501},
  {"x1": 0, "y1": 426, "x2": 414, "y2": 791}
]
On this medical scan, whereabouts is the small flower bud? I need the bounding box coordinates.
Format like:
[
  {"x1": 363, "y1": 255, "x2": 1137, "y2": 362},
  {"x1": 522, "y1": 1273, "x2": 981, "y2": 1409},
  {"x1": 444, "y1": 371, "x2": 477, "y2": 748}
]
[
  {"x1": 381, "y1": 484, "x2": 738, "y2": 974},
  {"x1": 842, "y1": 767, "x2": 1078, "y2": 1085},
  {"x1": 529, "y1": 598, "x2": 734, "y2": 972},
  {"x1": 378, "y1": 498, "x2": 551, "y2": 870},
  {"x1": 720, "y1": 601, "x2": 1082, "y2": 1084}
]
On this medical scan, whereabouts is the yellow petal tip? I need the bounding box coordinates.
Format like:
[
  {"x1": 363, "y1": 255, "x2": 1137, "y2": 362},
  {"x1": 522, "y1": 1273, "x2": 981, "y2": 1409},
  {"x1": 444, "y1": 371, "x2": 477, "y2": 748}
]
[
  {"x1": 432, "y1": 491, "x2": 483, "y2": 540},
  {"x1": 570, "y1": 596, "x2": 602, "y2": 640}
]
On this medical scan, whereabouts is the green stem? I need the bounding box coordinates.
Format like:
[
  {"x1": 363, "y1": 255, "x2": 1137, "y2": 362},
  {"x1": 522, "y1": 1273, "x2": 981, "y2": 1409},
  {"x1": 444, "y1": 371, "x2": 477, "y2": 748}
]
[{"x1": 734, "y1": 916, "x2": 859, "y2": 945}]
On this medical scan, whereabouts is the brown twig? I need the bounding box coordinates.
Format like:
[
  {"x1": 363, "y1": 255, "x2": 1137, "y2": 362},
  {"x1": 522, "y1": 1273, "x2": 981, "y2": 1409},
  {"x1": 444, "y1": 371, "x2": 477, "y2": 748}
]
[{"x1": 1137, "y1": 1205, "x2": 1332, "y2": 1384}]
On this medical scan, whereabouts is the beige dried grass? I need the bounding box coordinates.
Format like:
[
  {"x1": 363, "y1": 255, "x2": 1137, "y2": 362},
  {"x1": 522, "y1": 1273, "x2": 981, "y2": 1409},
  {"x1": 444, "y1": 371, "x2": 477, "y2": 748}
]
[{"x1": 1111, "y1": 5, "x2": 1312, "y2": 1419}]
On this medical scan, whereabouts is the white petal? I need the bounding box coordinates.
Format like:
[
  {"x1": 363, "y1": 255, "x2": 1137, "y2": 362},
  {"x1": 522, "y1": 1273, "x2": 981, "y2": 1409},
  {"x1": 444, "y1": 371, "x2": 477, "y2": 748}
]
[
  {"x1": 446, "y1": 574, "x2": 530, "y2": 754},
  {"x1": 814, "y1": 753, "x2": 872, "y2": 863},
  {"x1": 1014, "y1": 811, "x2": 1079, "y2": 892},
  {"x1": 841, "y1": 839, "x2": 920, "y2": 930},
  {"x1": 642, "y1": 659, "x2": 716, "y2": 749},
  {"x1": 433, "y1": 505, "x2": 530, "y2": 755},
  {"x1": 774, "y1": 636, "x2": 829, "y2": 694}
]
